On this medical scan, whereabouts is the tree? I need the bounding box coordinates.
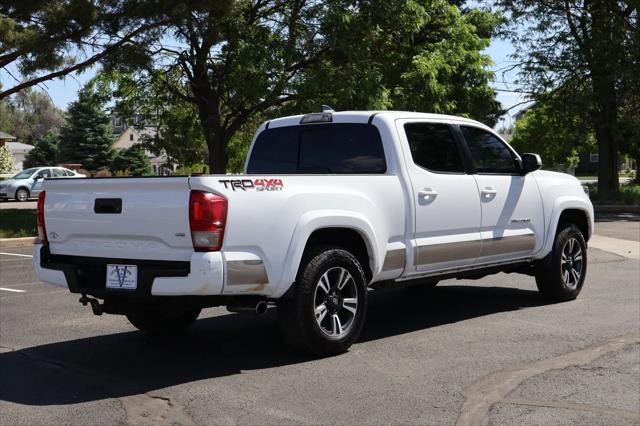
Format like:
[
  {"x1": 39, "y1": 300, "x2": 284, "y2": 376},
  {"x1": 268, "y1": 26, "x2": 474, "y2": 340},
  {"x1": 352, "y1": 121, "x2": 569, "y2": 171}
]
[
  {"x1": 297, "y1": 2, "x2": 503, "y2": 125},
  {"x1": 110, "y1": 145, "x2": 151, "y2": 176},
  {"x1": 58, "y1": 89, "x2": 114, "y2": 172},
  {"x1": 0, "y1": 0, "x2": 167, "y2": 99},
  {"x1": 0, "y1": 89, "x2": 64, "y2": 144},
  {"x1": 0, "y1": 145, "x2": 14, "y2": 173},
  {"x1": 102, "y1": 0, "x2": 503, "y2": 173},
  {"x1": 510, "y1": 103, "x2": 593, "y2": 170},
  {"x1": 497, "y1": 0, "x2": 638, "y2": 196},
  {"x1": 23, "y1": 133, "x2": 60, "y2": 169}
]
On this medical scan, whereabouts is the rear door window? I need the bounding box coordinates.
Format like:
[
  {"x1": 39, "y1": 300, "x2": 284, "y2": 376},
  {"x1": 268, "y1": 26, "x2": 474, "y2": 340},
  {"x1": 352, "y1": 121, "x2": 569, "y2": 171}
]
[
  {"x1": 247, "y1": 123, "x2": 386, "y2": 174},
  {"x1": 404, "y1": 123, "x2": 465, "y2": 173}
]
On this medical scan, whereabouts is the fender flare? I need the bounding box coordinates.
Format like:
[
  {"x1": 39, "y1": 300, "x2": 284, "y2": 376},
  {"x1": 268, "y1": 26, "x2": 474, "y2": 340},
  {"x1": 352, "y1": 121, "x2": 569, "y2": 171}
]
[
  {"x1": 272, "y1": 210, "x2": 379, "y2": 298},
  {"x1": 538, "y1": 196, "x2": 594, "y2": 258}
]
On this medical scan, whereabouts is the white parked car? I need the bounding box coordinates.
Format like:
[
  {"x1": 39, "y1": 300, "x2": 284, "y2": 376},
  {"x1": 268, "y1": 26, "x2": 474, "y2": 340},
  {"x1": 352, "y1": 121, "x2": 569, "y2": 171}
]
[
  {"x1": 33, "y1": 110, "x2": 593, "y2": 355},
  {"x1": 0, "y1": 167, "x2": 85, "y2": 201}
]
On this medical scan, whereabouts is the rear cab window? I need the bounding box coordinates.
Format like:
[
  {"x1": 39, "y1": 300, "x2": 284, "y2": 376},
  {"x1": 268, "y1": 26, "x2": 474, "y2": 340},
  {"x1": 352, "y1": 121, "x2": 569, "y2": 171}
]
[{"x1": 247, "y1": 123, "x2": 386, "y2": 174}]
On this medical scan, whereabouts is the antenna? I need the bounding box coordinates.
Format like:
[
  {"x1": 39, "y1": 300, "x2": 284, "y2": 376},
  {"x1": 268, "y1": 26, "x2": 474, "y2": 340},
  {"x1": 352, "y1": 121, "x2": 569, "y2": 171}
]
[{"x1": 321, "y1": 105, "x2": 335, "y2": 112}]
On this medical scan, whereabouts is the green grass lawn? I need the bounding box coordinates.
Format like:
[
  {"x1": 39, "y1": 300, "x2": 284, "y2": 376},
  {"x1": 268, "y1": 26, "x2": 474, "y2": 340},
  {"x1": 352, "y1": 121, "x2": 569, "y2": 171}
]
[{"x1": 0, "y1": 209, "x2": 37, "y2": 238}]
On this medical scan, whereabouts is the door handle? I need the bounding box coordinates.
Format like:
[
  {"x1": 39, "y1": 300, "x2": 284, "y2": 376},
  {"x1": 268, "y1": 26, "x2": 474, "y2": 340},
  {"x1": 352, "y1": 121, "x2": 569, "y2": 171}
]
[
  {"x1": 481, "y1": 187, "x2": 498, "y2": 197},
  {"x1": 418, "y1": 189, "x2": 439, "y2": 199}
]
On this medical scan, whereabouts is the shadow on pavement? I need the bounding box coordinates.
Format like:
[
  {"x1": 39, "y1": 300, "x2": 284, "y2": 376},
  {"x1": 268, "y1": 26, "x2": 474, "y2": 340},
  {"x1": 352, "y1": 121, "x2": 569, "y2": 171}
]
[{"x1": 0, "y1": 284, "x2": 550, "y2": 406}]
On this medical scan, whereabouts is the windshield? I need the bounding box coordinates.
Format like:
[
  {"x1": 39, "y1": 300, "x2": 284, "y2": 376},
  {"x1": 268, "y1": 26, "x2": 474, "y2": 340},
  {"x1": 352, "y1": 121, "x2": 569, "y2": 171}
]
[{"x1": 11, "y1": 168, "x2": 38, "y2": 180}]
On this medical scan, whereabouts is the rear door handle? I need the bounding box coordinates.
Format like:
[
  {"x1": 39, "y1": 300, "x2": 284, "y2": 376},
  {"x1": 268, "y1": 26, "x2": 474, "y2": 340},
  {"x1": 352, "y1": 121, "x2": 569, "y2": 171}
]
[
  {"x1": 481, "y1": 187, "x2": 498, "y2": 196},
  {"x1": 418, "y1": 189, "x2": 439, "y2": 198}
]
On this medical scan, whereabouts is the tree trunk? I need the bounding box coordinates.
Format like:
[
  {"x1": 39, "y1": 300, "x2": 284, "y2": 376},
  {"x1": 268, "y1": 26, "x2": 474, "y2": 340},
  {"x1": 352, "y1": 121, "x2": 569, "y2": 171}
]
[
  {"x1": 207, "y1": 134, "x2": 228, "y2": 174},
  {"x1": 634, "y1": 156, "x2": 640, "y2": 184},
  {"x1": 588, "y1": 0, "x2": 620, "y2": 197},
  {"x1": 194, "y1": 99, "x2": 228, "y2": 175},
  {"x1": 202, "y1": 128, "x2": 228, "y2": 174}
]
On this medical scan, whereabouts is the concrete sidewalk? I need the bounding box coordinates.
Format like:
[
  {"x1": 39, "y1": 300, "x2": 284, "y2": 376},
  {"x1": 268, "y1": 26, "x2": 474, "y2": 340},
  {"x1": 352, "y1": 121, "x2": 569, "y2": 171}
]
[{"x1": 589, "y1": 234, "x2": 639, "y2": 260}]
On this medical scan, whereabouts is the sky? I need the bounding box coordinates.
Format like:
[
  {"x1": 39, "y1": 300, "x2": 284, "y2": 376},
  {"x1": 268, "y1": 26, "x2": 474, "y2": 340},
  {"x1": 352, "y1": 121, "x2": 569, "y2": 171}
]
[{"x1": 4, "y1": 33, "x2": 528, "y2": 130}]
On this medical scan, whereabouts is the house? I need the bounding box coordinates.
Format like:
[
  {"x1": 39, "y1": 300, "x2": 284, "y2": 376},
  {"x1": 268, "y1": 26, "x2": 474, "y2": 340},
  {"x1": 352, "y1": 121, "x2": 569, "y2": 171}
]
[
  {"x1": 0, "y1": 131, "x2": 16, "y2": 146},
  {"x1": 111, "y1": 115, "x2": 177, "y2": 175},
  {"x1": 0, "y1": 132, "x2": 34, "y2": 171},
  {"x1": 575, "y1": 152, "x2": 634, "y2": 175}
]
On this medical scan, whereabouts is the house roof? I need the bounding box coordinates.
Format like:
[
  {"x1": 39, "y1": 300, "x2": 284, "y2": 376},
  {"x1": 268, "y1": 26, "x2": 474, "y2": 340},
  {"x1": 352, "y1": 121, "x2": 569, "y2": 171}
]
[
  {"x1": 0, "y1": 131, "x2": 16, "y2": 140},
  {"x1": 6, "y1": 142, "x2": 34, "y2": 154}
]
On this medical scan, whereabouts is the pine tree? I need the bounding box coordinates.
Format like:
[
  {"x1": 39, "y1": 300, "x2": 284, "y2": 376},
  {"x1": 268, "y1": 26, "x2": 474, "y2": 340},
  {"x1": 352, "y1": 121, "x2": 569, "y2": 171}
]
[
  {"x1": 110, "y1": 145, "x2": 151, "y2": 176},
  {"x1": 58, "y1": 89, "x2": 114, "y2": 172},
  {"x1": 23, "y1": 133, "x2": 60, "y2": 169}
]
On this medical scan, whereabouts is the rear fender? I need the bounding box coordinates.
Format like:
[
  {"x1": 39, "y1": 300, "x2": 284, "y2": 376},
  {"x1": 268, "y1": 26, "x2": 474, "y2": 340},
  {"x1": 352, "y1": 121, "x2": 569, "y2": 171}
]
[{"x1": 273, "y1": 211, "x2": 379, "y2": 298}]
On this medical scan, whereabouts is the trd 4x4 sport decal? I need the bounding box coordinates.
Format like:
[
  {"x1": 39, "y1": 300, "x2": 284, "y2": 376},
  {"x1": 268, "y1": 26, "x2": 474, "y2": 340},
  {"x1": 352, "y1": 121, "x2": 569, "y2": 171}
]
[{"x1": 218, "y1": 178, "x2": 284, "y2": 192}]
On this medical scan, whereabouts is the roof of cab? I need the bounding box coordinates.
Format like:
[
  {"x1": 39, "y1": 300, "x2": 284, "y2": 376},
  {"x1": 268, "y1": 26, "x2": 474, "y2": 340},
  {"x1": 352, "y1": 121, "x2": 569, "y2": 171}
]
[{"x1": 265, "y1": 110, "x2": 491, "y2": 131}]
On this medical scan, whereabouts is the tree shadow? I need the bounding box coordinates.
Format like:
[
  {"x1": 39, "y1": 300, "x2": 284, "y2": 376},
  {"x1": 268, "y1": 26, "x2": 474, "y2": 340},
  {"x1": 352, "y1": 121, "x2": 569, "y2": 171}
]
[{"x1": 0, "y1": 284, "x2": 551, "y2": 406}]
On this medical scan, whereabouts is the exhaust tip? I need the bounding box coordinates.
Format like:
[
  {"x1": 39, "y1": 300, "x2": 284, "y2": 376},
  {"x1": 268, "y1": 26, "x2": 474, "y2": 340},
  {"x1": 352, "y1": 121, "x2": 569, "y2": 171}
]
[{"x1": 255, "y1": 301, "x2": 268, "y2": 315}]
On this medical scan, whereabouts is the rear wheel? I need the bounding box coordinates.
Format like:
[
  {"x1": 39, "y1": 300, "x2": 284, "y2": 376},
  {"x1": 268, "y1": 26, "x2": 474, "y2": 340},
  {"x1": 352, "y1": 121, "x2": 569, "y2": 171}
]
[
  {"x1": 535, "y1": 224, "x2": 587, "y2": 301},
  {"x1": 15, "y1": 187, "x2": 30, "y2": 202},
  {"x1": 126, "y1": 305, "x2": 201, "y2": 335},
  {"x1": 278, "y1": 247, "x2": 367, "y2": 356}
]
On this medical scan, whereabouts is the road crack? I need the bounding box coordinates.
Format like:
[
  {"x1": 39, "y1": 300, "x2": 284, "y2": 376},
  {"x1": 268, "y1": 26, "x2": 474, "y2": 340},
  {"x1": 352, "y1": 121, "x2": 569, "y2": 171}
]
[
  {"x1": 501, "y1": 397, "x2": 640, "y2": 422},
  {"x1": 455, "y1": 334, "x2": 640, "y2": 426}
]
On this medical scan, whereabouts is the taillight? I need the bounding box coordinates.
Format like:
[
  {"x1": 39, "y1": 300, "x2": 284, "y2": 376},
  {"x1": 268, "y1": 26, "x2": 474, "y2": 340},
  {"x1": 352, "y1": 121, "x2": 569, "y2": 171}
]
[
  {"x1": 37, "y1": 191, "x2": 47, "y2": 244},
  {"x1": 189, "y1": 191, "x2": 227, "y2": 251}
]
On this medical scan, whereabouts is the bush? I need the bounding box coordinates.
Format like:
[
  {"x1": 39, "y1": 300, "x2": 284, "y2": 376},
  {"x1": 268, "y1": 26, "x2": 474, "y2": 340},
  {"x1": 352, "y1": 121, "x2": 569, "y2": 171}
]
[
  {"x1": 589, "y1": 183, "x2": 640, "y2": 205},
  {"x1": 95, "y1": 169, "x2": 113, "y2": 177},
  {"x1": 110, "y1": 145, "x2": 151, "y2": 176},
  {"x1": 0, "y1": 145, "x2": 14, "y2": 173}
]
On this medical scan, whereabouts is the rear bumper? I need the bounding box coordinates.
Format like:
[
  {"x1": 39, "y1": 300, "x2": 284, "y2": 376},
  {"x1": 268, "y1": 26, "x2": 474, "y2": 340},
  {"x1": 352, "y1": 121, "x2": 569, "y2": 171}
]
[{"x1": 34, "y1": 244, "x2": 224, "y2": 298}]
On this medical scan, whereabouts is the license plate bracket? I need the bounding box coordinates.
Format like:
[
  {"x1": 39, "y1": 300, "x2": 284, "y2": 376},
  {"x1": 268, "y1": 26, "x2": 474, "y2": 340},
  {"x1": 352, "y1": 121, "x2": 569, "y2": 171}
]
[{"x1": 106, "y1": 264, "x2": 138, "y2": 290}]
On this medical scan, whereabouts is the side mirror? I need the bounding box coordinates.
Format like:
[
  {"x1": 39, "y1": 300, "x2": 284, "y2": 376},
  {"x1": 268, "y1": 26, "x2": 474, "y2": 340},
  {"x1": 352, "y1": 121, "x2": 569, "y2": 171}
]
[
  {"x1": 522, "y1": 153, "x2": 542, "y2": 174},
  {"x1": 34, "y1": 176, "x2": 42, "y2": 181}
]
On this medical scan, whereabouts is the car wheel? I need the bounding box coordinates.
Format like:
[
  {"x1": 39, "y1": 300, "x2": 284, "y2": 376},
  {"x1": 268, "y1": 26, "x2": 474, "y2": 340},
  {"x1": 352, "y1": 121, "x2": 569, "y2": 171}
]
[
  {"x1": 126, "y1": 305, "x2": 201, "y2": 335},
  {"x1": 15, "y1": 187, "x2": 30, "y2": 202},
  {"x1": 535, "y1": 224, "x2": 587, "y2": 302},
  {"x1": 278, "y1": 246, "x2": 368, "y2": 356}
]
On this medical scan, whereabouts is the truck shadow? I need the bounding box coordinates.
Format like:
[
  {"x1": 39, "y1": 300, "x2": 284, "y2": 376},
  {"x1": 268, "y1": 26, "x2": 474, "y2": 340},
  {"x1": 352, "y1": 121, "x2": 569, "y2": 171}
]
[{"x1": 0, "y1": 284, "x2": 551, "y2": 406}]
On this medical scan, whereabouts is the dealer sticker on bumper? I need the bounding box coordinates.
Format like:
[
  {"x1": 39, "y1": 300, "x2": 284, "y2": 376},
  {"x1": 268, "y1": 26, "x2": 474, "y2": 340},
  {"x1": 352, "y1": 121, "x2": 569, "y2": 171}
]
[{"x1": 106, "y1": 264, "x2": 138, "y2": 290}]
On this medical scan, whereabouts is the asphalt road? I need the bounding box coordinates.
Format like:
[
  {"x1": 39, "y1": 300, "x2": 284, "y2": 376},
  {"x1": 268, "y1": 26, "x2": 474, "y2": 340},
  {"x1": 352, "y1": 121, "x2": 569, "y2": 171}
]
[{"x1": 0, "y1": 221, "x2": 638, "y2": 425}]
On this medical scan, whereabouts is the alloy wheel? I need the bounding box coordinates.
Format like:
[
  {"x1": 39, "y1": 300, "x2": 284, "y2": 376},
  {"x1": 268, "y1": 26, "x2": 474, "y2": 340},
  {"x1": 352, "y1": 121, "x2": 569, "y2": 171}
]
[{"x1": 313, "y1": 266, "x2": 358, "y2": 338}]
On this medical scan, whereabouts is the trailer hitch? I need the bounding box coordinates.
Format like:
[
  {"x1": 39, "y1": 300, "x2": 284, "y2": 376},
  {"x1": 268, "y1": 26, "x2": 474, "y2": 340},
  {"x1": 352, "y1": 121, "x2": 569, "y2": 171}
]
[{"x1": 79, "y1": 293, "x2": 103, "y2": 316}]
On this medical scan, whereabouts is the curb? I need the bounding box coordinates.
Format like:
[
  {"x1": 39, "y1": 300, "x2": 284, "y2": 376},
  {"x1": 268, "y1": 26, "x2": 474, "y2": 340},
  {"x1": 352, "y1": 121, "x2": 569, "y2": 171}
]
[
  {"x1": 0, "y1": 237, "x2": 38, "y2": 248},
  {"x1": 594, "y1": 205, "x2": 640, "y2": 214}
]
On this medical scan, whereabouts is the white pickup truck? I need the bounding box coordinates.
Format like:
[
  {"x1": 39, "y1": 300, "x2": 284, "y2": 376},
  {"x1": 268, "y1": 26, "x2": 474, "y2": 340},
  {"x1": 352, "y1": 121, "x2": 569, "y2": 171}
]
[{"x1": 34, "y1": 110, "x2": 593, "y2": 355}]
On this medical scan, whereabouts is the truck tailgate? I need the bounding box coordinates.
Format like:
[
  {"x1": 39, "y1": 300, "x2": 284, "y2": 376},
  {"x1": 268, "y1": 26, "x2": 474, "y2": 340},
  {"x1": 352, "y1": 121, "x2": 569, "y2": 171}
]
[{"x1": 43, "y1": 178, "x2": 193, "y2": 261}]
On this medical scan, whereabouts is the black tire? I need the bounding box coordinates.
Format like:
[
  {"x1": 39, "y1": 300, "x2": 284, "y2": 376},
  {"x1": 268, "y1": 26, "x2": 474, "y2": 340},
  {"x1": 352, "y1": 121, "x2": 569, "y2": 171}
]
[
  {"x1": 278, "y1": 247, "x2": 368, "y2": 356},
  {"x1": 126, "y1": 305, "x2": 201, "y2": 335},
  {"x1": 535, "y1": 224, "x2": 587, "y2": 302},
  {"x1": 15, "y1": 187, "x2": 30, "y2": 202}
]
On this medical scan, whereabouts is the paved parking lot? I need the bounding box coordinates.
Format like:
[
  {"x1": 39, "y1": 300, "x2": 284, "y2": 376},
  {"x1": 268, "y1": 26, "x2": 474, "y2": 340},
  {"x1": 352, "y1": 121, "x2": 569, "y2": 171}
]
[{"x1": 0, "y1": 218, "x2": 638, "y2": 425}]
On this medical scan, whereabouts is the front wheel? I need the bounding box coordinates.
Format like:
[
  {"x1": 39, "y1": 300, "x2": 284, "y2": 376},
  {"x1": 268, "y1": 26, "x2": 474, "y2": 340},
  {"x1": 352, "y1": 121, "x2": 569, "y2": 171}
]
[
  {"x1": 126, "y1": 305, "x2": 201, "y2": 335},
  {"x1": 15, "y1": 187, "x2": 30, "y2": 202},
  {"x1": 278, "y1": 247, "x2": 368, "y2": 356},
  {"x1": 535, "y1": 224, "x2": 587, "y2": 301}
]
